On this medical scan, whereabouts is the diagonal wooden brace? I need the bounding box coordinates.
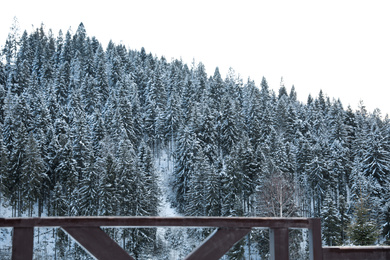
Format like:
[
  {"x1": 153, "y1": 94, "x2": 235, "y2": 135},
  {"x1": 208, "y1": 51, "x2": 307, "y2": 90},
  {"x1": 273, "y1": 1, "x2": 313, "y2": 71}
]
[
  {"x1": 62, "y1": 226, "x2": 134, "y2": 260},
  {"x1": 12, "y1": 227, "x2": 34, "y2": 260},
  {"x1": 184, "y1": 227, "x2": 251, "y2": 260}
]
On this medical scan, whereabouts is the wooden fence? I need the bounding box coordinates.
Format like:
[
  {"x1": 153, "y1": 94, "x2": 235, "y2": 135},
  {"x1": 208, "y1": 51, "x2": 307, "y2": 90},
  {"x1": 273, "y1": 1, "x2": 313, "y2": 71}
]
[{"x1": 1, "y1": 216, "x2": 389, "y2": 259}]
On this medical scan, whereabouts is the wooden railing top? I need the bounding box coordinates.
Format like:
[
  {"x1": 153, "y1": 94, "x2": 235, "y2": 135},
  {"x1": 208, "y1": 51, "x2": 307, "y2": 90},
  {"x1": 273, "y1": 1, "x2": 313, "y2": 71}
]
[{"x1": 0, "y1": 216, "x2": 317, "y2": 228}]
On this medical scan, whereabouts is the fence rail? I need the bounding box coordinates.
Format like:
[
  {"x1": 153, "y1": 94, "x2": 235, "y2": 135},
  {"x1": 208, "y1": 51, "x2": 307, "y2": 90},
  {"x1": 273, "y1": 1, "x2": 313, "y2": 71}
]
[{"x1": 322, "y1": 246, "x2": 390, "y2": 260}]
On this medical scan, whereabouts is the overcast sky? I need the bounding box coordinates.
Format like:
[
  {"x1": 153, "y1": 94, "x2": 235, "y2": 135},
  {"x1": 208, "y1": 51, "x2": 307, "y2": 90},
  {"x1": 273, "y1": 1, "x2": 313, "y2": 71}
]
[{"x1": 1, "y1": 0, "x2": 390, "y2": 115}]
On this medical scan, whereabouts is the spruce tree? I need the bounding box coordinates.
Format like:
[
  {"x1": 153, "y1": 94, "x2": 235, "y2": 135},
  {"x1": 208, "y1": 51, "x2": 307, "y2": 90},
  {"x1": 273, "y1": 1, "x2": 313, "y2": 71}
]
[
  {"x1": 321, "y1": 192, "x2": 341, "y2": 246},
  {"x1": 348, "y1": 192, "x2": 379, "y2": 245},
  {"x1": 348, "y1": 167, "x2": 380, "y2": 245},
  {"x1": 173, "y1": 125, "x2": 199, "y2": 213},
  {"x1": 21, "y1": 132, "x2": 47, "y2": 216}
]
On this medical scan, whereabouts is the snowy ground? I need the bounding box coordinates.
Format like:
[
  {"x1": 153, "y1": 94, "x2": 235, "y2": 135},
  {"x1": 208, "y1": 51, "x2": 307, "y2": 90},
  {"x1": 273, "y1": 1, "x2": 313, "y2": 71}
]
[
  {"x1": 156, "y1": 149, "x2": 179, "y2": 218},
  {"x1": 155, "y1": 149, "x2": 188, "y2": 259}
]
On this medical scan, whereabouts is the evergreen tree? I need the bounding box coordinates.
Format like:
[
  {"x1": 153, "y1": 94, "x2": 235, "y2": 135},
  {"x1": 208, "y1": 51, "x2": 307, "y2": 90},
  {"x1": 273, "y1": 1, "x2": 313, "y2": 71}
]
[
  {"x1": 204, "y1": 162, "x2": 222, "y2": 217},
  {"x1": 348, "y1": 192, "x2": 379, "y2": 245},
  {"x1": 93, "y1": 44, "x2": 109, "y2": 106},
  {"x1": 338, "y1": 194, "x2": 351, "y2": 244},
  {"x1": 21, "y1": 132, "x2": 47, "y2": 216},
  {"x1": 208, "y1": 67, "x2": 224, "y2": 111},
  {"x1": 321, "y1": 191, "x2": 341, "y2": 246},
  {"x1": 78, "y1": 142, "x2": 99, "y2": 216},
  {"x1": 361, "y1": 117, "x2": 390, "y2": 193},
  {"x1": 185, "y1": 149, "x2": 209, "y2": 216},
  {"x1": 196, "y1": 101, "x2": 218, "y2": 164},
  {"x1": 173, "y1": 125, "x2": 199, "y2": 213},
  {"x1": 219, "y1": 92, "x2": 240, "y2": 157},
  {"x1": 0, "y1": 131, "x2": 9, "y2": 195},
  {"x1": 70, "y1": 88, "x2": 91, "y2": 182},
  {"x1": 97, "y1": 148, "x2": 117, "y2": 216},
  {"x1": 242, "y1": 79, "x2": 263, "y2": 151},
  {"x1": 52, "y1": 118, "x2": 77, "y2": 216},
  {"x1": 348, "y1": 165, "x2": 380, "y2": 245},
  {"x1": 136, "y1": 140, "x2": 159, "y2": 216}
]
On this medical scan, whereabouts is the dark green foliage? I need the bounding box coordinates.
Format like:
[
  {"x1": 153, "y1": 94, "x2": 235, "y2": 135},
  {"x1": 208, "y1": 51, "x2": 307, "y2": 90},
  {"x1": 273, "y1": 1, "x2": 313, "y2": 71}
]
[{"x1": 348, "y1": 193, "x2": 379, "y2": 245}]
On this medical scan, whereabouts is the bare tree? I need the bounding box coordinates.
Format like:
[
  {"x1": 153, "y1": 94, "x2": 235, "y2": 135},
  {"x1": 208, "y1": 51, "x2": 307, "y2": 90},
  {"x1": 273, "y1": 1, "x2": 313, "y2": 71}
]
[{"x1": 257, "y1": 171, "x2": 298, "y2": 217}]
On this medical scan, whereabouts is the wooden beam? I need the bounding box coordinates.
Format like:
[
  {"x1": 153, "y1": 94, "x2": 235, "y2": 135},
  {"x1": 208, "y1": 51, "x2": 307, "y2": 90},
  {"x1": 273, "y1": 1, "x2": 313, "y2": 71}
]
[
  {"x1": 184, "y1": 227, "x2": 251, "y2": 260},
  {"x1": 0, "y1": 216, "x2": 313, "y2": 229},
  {"x1": 62, "y1": 226, "x2": 134, "y2": 260}
]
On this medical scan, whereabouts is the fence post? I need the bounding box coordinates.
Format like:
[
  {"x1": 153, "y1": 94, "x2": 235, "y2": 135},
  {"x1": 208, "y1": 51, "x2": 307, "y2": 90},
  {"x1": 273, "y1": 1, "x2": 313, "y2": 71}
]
[
  {"x1": 269, "y1": 227, "x2": 289, "y2": 260},
  {"x1": 308, "y1": 218, "x2": 323, "y2": 260},
  {"x1": 12, "y1": 227, "x2": 34, "y2": 260}
]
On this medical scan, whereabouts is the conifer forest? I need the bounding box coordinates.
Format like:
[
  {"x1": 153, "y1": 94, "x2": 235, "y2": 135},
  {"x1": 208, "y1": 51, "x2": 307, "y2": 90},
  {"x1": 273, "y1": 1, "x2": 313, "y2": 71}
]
[{"x1": 0, "y1": 23, "x2": 389, "y2": 259}]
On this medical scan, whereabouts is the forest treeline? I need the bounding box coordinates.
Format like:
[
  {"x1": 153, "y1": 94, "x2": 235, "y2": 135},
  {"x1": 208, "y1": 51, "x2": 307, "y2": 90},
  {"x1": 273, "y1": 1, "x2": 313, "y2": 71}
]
[{"x1": 0, "y1": 22, "x2": 389, "y2": 258}]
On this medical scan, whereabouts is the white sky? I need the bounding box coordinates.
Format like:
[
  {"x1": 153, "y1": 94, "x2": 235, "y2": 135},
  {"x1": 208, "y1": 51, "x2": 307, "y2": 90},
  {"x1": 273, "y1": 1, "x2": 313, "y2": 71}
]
[{"x1": 1, "y1": 0, "x2": 390, "y2": 115}]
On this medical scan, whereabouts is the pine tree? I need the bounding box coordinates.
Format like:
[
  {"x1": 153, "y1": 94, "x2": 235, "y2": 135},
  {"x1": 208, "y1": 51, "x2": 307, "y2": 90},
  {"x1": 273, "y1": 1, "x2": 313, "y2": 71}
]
[
  {"x1": 69, "y1": 88, "x2": 91, "y2": 190},
  {"x1": 204, "y1": 162, "x2": 222, "y2": 217},
  {"x1": 219, "y1": 92, "x2": 240, "y2": 157},
  {"x1": 348, "y1": 192, "x2": 379, "y2": 245},
  {"x1": 21, "y1": 132, "x2": 47, "y2": 216},
  {"x1": 14, "y1": 31, "x2": 32, "y2": 95},
  {"x1": 348, "y1": 166, "x2": 380, "y2": 245},
  {"x1": 117, "y1": 76, "x2": 137, "y2": 144},
  {"x1": 361, "y1": 118, "x2": 390, "y2": 193},
  {"x1": 196, "y1": 101, "x2": 218, "y2": 164},
  {"x1": 185, "y1": 149, "x2": 209, "y2": 216},
  {"x1": 321, "y1": 191, "x2": 341, "y2": 246},
  {"x1": 137, "y1": 141, "x2": 159, "y2": 216},
  {"x1": 338, "y1": 194, "x2": 350, "y2": 244},
  {"x1": 0, "y1": 132, "x2": 9, "y2": 195},
  {"x1": 52, "y1": 118, "x2": 77, "y2": 216},
  {"x1": 2, "y1": 17, "x2": 20, "y2": 79},
  {"x1": 96, "y1": 140, "x2": 118, "y2": 217},
  {"x1": 92, "y1": 44, "x2": 109, "y2": 107},
  {"x1": 208, "y1": 67, "x2": 224, "y2": 111},
  {"x1": 78, "y1": 151, "x2": 99, "y2": 216},
  {"x1": 90, "y1": 108, "x2": 106, "y2": 156},
  {"x1": 305, "y1": 150, "x2": 327, "y2": 217},
  {"x1": 173, "y1": 125, "x2": 199, "y2": 213}
]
